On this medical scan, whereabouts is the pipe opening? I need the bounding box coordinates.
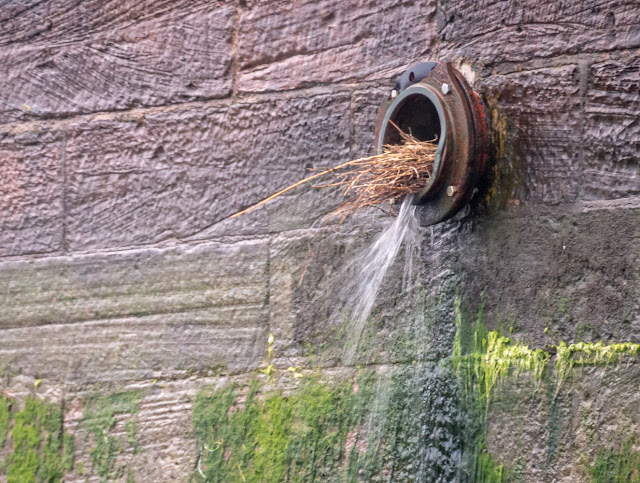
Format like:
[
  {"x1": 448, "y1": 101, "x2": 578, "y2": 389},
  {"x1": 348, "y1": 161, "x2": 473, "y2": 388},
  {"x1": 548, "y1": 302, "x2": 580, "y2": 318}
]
[{"x1": 382, "y1": 93, "x2": 442, "y2": 146}]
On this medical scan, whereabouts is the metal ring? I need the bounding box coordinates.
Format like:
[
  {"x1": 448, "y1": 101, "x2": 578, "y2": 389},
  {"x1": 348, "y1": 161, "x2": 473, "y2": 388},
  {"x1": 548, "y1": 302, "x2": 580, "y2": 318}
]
[{"x1": 376, "y1": 85, "x2": 447, "y2": 199}]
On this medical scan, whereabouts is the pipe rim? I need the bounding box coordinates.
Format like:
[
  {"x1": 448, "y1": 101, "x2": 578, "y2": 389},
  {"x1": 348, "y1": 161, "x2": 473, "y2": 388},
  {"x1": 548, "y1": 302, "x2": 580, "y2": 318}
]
[{"x1": 376, "y1": 84, "x2": 447, "y2": 198}]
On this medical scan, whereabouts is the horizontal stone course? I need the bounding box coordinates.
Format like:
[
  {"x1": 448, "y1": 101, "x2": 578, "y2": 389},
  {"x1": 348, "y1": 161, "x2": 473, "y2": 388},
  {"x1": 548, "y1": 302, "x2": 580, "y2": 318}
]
[
  {"x1": 0, "y1": 0, "x2": 234, "y2": 122},
  {"x1": 237, "y1": 0, "x2": 438, "y2": 92},
  {"x1": 0, "y1": 239, "x2": 269, "y2": 383},
  {"x1": 64, "y1": 90, "x2": 353, "y2": 251}
]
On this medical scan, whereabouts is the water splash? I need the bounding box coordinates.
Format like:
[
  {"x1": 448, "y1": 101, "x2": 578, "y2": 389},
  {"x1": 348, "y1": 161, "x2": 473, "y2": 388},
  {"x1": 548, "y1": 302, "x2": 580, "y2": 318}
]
[{"x1": 341, "y1": 196, "x2": 420, "y2": 366}]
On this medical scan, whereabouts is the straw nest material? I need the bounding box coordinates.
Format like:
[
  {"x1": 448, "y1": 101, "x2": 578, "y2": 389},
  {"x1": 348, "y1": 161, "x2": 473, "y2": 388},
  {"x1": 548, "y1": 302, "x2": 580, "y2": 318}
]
[{"x1": 230, "y1": 123, "x2": 437, "y2": 220}]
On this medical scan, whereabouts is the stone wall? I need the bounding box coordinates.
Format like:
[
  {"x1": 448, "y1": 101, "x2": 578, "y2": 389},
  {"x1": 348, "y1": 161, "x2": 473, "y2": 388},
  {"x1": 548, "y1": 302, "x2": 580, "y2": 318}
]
[{"x1": 0, "y1": 0, "x2": 639, "y2": 481}]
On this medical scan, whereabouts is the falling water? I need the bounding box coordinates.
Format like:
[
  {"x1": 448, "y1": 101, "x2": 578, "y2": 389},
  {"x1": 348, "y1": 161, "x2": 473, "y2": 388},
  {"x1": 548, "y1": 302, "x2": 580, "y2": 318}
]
[{"x1": 341, "y1": 195, "x2": 420, "y2": 366}]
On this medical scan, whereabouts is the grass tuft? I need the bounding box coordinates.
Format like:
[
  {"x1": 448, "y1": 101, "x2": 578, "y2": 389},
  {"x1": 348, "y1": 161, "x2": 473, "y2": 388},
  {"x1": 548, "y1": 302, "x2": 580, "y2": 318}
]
[{"x1": 230, "y1": 122, "x2": 437, "y2": 220}]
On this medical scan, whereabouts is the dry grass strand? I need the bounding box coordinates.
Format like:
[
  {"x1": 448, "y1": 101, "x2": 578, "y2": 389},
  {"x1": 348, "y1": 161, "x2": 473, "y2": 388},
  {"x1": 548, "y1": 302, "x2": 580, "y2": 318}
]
[{"x1": 229, "y1": 122, "x2": 437, "y2": 220}]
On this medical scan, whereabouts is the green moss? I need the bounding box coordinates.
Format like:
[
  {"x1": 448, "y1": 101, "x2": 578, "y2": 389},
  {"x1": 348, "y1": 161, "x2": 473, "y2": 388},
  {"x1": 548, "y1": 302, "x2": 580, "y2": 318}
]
[
  {"x1": 543, "y1": 378, "x2": 564, "y2": 467},
  {"x1": 453, "y1": 298, "x2": 640, "y2": 481},
  {"x1": 555, "y1": 341, "x2": 640, "y2": 384},
  {"x1": 475, "y1": 449, "x2": 505, "y2": 483},
  {"x1": 589, "y1": 439, "x2": 640, "y2": 482},
  {"x1": 194, "y1": 359, "x2": 463, "y2": 482},
  {"x1": 125, "y1": 420, "x2": 139, "y2": 454},
  {"x1": 82, "y1": 390, "x2": 143, "y2": 481},
  {"x1": 453, "y1": 299, "x2": 548, "y2": 414},
  {"x1": 0, "y1": 396, "x2": 74, "y2": 483},
  {"x1": 0, "y1": 396, "x2": 11, "y2": 445},
  {"x1": 63, "y1": 432, "x2": 75, "y2": 471},
  {"x1": 193, "y1": 375, "x2": 375, "y2": 483}
]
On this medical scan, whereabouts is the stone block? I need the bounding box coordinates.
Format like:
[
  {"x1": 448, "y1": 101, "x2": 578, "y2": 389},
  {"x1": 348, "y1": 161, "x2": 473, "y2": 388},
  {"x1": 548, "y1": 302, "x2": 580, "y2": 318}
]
[
  {"x1": 0, "y1": 0, "x2": 233, "y2": 121},
  {"x1": 64, "y1": 90, "x2": 352, "y2": 250},
  {"x1": 439, "y1": 0, "x2": 640, "y2": 66},
  {"x1": 0, "y1": 127, "x2": 63, "y2": 257},
  {"x1": 237, "y1": 0, "x2": 437, "y2": 92},
  {"x1": 0, "y1": 239, "x2": 269, "y2": 383},
  {"x1": 458, "y1": 204, "x2": 640, "y2": 346},
  {"x1": 583, "y1": 54, "x2": 640, "y2": 199},
  {"x1": 477, "y1": 65, "x2": 581, "y2": 205}
]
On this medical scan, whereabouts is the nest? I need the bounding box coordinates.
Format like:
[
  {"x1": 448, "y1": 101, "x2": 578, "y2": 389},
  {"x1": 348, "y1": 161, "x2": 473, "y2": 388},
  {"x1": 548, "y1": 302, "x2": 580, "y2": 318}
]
[{"x1": 230, "y1": 123, "x2": 437, "y2": 220}]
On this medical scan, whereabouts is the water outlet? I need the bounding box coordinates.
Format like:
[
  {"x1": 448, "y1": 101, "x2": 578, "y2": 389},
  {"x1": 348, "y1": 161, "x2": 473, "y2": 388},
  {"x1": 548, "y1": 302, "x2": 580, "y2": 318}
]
[{"x1": 374, "y1": 62, "x2": 489, "y2": 225}]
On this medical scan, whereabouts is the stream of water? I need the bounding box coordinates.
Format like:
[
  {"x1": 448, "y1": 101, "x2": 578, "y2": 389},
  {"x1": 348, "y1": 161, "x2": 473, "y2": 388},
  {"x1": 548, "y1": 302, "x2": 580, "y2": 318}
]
[{"x1": 341, "y1": 195, "x2": 421, "y2": 366}]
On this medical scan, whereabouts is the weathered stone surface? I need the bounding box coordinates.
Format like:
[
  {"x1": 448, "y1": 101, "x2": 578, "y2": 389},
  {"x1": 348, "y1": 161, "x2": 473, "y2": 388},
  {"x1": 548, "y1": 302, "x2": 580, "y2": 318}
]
[
  {"x1": 62, "y1": 366, "x2": 369, "y2": 482},
  {"x1": 0, "y1": 239, "x2": 269, "y2": 383},
  {"x1": 268, "y1": 225, "x2": 383, "y2": 363},
  {"x1": 65, "y1": 90, "x2": 352, "y2": 251},
  {"x1": 486, "y1": 362, "x2": 640, "y2": 482},
  {"x1": 351, "y1": 86, "x2": 389, "y2": 157},
  {"x1": 63, "y1": 376, "x2": 221, "y2": 483},
  {"x1": 583, "y1": 52, "x2": 640, "y2": 200},
  {"x1": 459, "y1": 204, "x2": 640, "y2": 348},
  {"x1": 0, "y1": 0, "x2": 233, "y2": 122},
  {"x1": 439, "y1": 0, "x2": 640, "y2": 66},
  {"x1": 266, "y1": 216, "x2": 454, "y2": 368},
  {"x1": 477, "y1": 65, "x2": 582, "y2": 205},
  {"x1": 0, "y1": 127, "x2": 63, "y2": 257},
  {"x1": 237, "y1": 0, "x2": 438, "y2": 92}
]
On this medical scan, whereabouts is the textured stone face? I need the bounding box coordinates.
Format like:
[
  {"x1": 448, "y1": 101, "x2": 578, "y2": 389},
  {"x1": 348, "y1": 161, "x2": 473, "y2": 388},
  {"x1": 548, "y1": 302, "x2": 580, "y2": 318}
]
[
  {"x1": 63, "y1": 90, "x2": 353, "y2": 250},
  {"x1": 438, "y1": 0, "x2": 640, "y2": 65},
  {"x1": 237, "y1": 0, "x2": 438, "y2": 92},
  {"x1": 0, "y1": 127, "x2": 64, "y2": 257},
  {"x1": 0, "y1": 0, "x2": 640, "y2": 481},
  {"x1": 0, "y1": 1, "x2": 234, "y2": 122},
  {"x1": 477, "y1": 64, "x2": 583, "y2": 205},
  {"x1": 0, "y1": 239, "x2": 269, "y2": 383},
  {"x1": 584, "y1": 54, "x2": 640, "y2": 199}
]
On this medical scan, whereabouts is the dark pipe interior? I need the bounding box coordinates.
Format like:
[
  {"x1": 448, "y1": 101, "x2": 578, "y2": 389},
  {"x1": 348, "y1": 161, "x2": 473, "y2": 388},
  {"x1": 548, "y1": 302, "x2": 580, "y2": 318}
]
[{"x1": 383, "y1": 93, "x2": 442, "y2": 146}]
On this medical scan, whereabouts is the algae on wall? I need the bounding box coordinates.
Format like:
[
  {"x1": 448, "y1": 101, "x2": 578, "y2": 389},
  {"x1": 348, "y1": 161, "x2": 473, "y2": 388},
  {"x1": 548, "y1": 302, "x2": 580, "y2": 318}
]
[
  {"x1": 79, "y1": 390, "x2": 143, "y2": 482},
  {"x1": 453, "y1": 299, "x2": 640, "y2": 482},
  {"x1": 191, "y1": 275, "x2": 464, "y2": 482},
  {"x1": 589, "y1": 439, "x2": 640, "y2": 483},
  {"x1": 0, "y1": 395, "x2": 74, "y2": 482},
  {"x1": 192, "y1": 363, "x2": 462, "y2": 483},
  {"x1": 192, "y1": 376, "x2": 372, "y2": 482}
]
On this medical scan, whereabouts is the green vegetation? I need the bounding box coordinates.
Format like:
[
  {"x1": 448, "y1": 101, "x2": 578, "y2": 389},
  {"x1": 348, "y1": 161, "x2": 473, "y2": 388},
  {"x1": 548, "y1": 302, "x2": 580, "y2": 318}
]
[
  {"x1": 452, "y1": 298, "x2": 640, "y2": 481},
  {"x1": 589, "y1": 439, "x2": 640, "y2": 482},
  {"x1": 192, "y1": 288, "x2": 640, "y2": 482},
  {"x1": 82, "y1": 390, "x2": 143, "y2": 481},
  {"x1": 0, "y1": 396, "x2": 10, "y2": 445},
  {"x1": 0, "y1": 396, "x2": 74, "y2": 482},
  {"x1": 453, "y1": 300, "x2": 522, "y2": 481},
  {"x1": 193, "y1": 375, "x2": 374, "y2": 482},
  {"x1": 125, "y1": 420, "x2": 139, "y2": 454},
  {"x1": 555, "y1": 341, "x2": 640, "y2": 384},
  {"x1": 475, "y1": 451, "x2": 505, "y2": 483},
  {"x1": 453, "y1": 300, "x2": 548, "y2": 414},
  {"x1": 193, "y1": 357, "x2": 463, "y2": 482}
]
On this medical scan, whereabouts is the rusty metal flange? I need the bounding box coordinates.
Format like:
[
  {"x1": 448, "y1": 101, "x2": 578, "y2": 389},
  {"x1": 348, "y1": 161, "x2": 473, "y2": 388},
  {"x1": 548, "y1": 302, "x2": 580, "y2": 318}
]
[{"x1": 374, "y1": 62, "x2": 489, "y2": 225}]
